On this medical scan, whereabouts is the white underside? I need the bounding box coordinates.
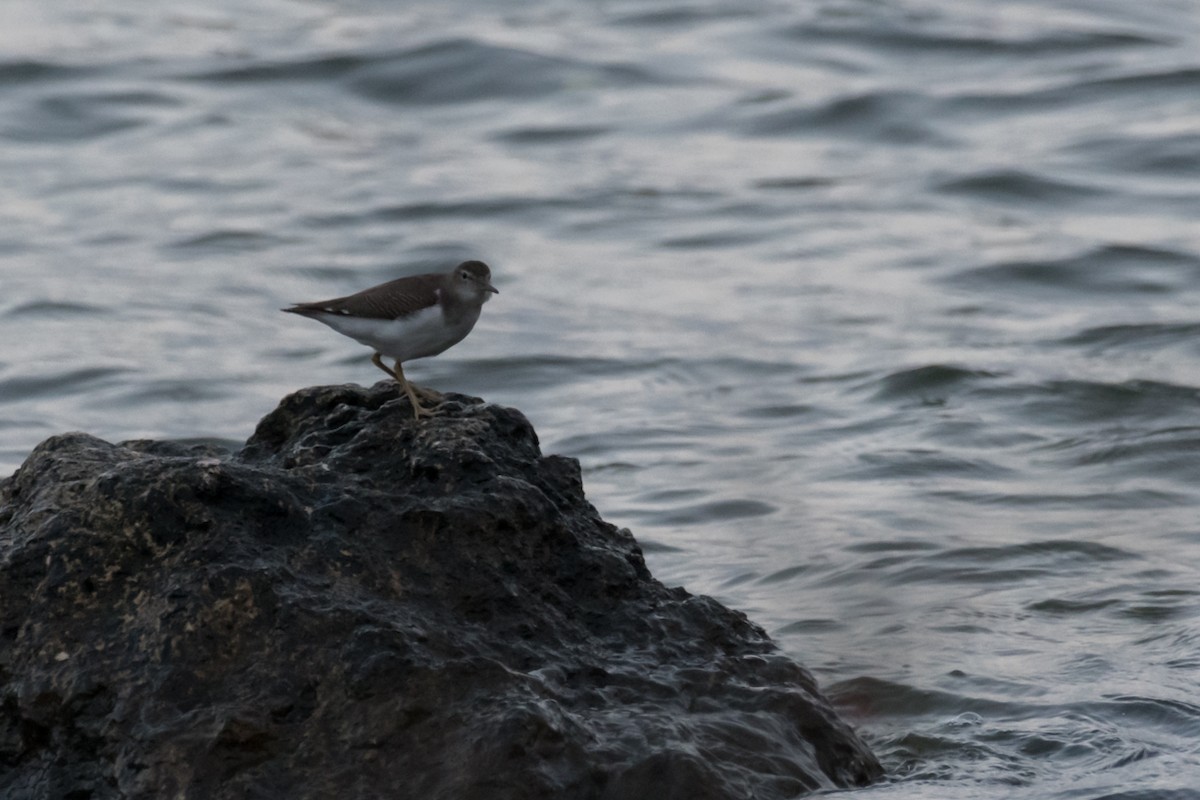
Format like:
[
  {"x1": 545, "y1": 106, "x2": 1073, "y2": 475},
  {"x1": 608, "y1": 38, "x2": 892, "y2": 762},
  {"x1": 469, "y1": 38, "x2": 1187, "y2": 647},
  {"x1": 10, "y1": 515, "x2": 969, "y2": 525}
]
[{"x1": 312, "y1": 304, "x2": 480, "y2": 363}]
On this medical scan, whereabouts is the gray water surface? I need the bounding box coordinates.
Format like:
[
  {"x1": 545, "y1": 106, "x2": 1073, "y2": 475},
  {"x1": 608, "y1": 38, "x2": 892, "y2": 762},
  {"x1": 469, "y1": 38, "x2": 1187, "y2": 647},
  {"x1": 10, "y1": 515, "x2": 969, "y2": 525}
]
[{"x1": 3, "y1": 1, "x2": 1200, "y2": 796}]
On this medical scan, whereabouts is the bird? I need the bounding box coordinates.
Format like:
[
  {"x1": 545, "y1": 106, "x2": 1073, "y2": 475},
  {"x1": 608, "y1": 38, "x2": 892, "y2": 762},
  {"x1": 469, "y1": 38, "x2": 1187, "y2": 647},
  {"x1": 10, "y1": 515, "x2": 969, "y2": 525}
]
[{"x1": 282, "y1": 260, "x2": 498, "y2": 418}]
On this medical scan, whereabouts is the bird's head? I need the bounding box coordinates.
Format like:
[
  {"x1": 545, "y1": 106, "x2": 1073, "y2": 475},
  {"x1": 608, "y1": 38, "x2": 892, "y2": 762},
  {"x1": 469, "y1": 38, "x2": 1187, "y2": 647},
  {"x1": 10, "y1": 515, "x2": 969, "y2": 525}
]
[{"x1": 452, "y1": 260, "x2": 499, "y2": 303}]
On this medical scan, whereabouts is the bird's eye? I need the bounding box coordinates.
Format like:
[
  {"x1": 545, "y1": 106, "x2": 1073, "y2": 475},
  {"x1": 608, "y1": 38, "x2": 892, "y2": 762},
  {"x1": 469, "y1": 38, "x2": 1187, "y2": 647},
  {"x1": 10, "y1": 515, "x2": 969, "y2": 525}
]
[{"x1": 461, "y1": 272, "x2": 468, "y2": 280}]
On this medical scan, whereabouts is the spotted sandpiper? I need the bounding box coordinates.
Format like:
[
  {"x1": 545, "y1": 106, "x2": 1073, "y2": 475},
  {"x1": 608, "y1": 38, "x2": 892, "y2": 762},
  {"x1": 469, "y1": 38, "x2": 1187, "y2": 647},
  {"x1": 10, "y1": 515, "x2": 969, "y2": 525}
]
[{"x1": 282, "y1": 260, "x2": 498, "y2": 418}]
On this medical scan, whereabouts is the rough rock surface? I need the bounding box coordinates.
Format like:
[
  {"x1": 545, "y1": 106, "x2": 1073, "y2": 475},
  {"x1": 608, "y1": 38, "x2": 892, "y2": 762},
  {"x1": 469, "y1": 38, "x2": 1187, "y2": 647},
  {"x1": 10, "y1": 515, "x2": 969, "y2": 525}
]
[{"x1": 0, "y1": 383, "x2": 882, "y2": 799}]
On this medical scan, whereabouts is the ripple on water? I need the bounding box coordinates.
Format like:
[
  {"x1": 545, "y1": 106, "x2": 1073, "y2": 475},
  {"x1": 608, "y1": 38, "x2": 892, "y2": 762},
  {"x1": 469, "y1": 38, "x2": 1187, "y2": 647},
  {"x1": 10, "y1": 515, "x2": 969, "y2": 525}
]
[
  {"x1": 1081, "y1": 696, "x2": 1200, "y2": 738},
  {"x1": 303, "y1": 194, "x2": 595, "y2": 228},
  {"x1": 1063, "y1": 131, "x2": 1200, "y2": 177},
  {"x1": 943, "y1": 65, "x2": 1200, "y2": 117},
  {"x1": 843, "y1": 450, "x2": 1014, "y2": 482},
  {"x1": 1055, "y1": 322, "x2": 1200, "y2": 356},
  {"x1": 114, "y1": 378, "x2": 233, "y2": 404},
  {"x1": 787, "y1": 20, "x2": 1164, "y2": 57},
  {"x1": 828, "y1": 675, "x2": 1020, "y2": 718},
  {"x1": 0, "y1": 368, "x2": 131, "y2": 402},
  {"x1": 1085, "y1": 790, "x2": 1200, "y2": 800},
  {"x1": 828, "y1": 676, "x2": 1195, "y2": 790},
  {"x1": 1118, "y1": 588, "x2": 1200, "y2": 624},
  {"x1": 624, "y1": 498, "x2": 777, "y2": 528},
  {"x1": 758, "y1": 564, "x2": 816, "y2": 585},
  {"x1": 1040, "y1": 427, "x2": 1200, "y2": 484},
  {"x1": 0, "y1": 59, "x2": 88, "y2": 84},
  {"x1": 927, "y1": 486, "x2": 1191, "y2": 511},
  {"x1": 5, "y1": 300, "x2": 108, "y2": 318},
  {"x1": 613, "y1": 5, "x2": 761, "y2": 26},
  {"x1": 188, "y1": 37, "x2": 665, "y2": 105},
  {"x1": 982, "y1": 378, "x2": 1200, "y2": 427},
  {"x1": 188, "y1": 53, "x2": 371, "y2": 83},
  {"x1": 1073, "y1": 65, "x2": 1200, "y2": 99},
  {"x1": 738, "y1": 90, "x2": 952, "y2": 145},
  {"x1": 868, "y1": 364, "x2": 998, "y2": 404},
  {"x1": 1027, "y1": 596, "x2": 1124, "y2": 616},
  {"x1": 933, "y1": 168, "x2": 1106, "y2": 206},
  {"x1": 737, "y1": 402, "x2": 816, "y2": 420},
  {"x1": 867, "y1": 539, "x2": 1137, "y2": 588},
  {"x1": 167, "y1": 229, "x2": 293, "y2": 253},
  {"x1": 2, "y1": 89, "x2": 181, "y2": 144},
  {"x1": 492, "y1": 124, "x2": 611, "y2": 144},
  {"x1": 347, "y1": 39, "x2": 660, "y2": 106},
  {"x1": 460, "y1": 355, "x2": 642, "y2": 394},
  {"x1": 946, "y1": 244, "x2": 1200, "y2": 297}
]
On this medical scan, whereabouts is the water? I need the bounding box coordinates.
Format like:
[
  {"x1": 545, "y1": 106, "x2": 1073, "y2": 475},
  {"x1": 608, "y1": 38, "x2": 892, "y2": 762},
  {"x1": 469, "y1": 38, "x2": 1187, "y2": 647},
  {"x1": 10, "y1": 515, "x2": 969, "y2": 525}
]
[{"x1": 3, "y1": 0, "x2": 1200, "y2": 795}]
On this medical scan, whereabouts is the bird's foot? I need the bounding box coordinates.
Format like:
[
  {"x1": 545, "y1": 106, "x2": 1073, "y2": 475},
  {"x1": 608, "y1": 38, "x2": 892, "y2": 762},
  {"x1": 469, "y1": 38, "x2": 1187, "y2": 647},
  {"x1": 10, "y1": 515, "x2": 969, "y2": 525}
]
[{"x1": 399, "y1": 380, "x2": 439, "y2": 419}]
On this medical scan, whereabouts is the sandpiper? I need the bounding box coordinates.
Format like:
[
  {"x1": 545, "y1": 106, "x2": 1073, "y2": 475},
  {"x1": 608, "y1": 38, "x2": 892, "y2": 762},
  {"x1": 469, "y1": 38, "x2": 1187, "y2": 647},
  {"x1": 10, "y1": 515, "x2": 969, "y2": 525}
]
[{"x1": 283, "y1": 260, "x2": 498, "y2": 418}]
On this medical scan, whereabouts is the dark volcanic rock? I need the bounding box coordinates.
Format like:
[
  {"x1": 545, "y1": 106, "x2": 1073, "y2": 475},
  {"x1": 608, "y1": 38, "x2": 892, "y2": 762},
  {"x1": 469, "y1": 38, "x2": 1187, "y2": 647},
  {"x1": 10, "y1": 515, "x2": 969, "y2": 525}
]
[{"x1": 0, "y1": 383, "x2": 882, "y2": 799}]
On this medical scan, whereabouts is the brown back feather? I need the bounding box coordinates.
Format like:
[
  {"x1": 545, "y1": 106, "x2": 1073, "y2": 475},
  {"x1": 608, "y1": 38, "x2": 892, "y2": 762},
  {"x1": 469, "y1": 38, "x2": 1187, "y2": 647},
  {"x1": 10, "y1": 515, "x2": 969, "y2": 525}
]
[{"x1": 285, "y1": 273, "x2": 443, "y2": 320}]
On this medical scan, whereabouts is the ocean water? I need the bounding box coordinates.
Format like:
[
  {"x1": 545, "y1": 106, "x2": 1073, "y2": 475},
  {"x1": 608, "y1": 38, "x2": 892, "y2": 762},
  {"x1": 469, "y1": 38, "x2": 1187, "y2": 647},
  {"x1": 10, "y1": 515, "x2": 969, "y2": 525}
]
[{"x1": 3, "y1": 0, "x2": 1200, "y2": 796}]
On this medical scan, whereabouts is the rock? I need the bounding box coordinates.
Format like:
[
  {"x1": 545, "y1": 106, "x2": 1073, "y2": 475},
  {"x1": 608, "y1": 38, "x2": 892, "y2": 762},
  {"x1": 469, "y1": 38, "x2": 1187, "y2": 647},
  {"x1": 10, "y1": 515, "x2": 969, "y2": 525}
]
[{"x1": 0, "y1": 383, "x2": 882, "y2": 799}]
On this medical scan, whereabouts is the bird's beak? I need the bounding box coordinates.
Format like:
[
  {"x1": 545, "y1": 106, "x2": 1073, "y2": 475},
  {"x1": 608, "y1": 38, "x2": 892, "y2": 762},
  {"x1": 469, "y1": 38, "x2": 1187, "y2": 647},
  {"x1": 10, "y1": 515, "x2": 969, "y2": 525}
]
[{"x1": 484, "y1": 281, "x2": 499, "y2": 294}]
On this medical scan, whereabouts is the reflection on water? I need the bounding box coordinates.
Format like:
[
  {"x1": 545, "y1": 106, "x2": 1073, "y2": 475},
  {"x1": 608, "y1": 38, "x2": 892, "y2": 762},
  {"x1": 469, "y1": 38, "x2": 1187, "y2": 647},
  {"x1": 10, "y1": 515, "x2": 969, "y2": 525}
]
[{"x1": 3, "y1": 0, "x2": 1200, "y2": 796}]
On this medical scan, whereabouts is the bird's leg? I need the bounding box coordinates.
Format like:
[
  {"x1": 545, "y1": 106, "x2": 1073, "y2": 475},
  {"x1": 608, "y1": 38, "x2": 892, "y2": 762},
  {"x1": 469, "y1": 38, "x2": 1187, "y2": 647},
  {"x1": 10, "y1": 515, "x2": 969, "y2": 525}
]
[
  {"x1": 371, "y1": 352, "x2": 399, "y2": 380},
  {"x1": 372, "y1": 353, "x2": 432, "y2": 417},
  {"x1": 393, "y1": 360, "x2": 435, "y2": 419},
  {"x1": 394, "y1": 360, "x2": 443, "y2": 403}
]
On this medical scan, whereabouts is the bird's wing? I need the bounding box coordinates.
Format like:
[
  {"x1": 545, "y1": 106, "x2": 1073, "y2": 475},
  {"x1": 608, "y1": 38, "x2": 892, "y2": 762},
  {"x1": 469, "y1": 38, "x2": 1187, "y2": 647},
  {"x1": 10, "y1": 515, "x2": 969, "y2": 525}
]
[{"x1": 285, "y1": 273, "x2": 442, "y2": 320}]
